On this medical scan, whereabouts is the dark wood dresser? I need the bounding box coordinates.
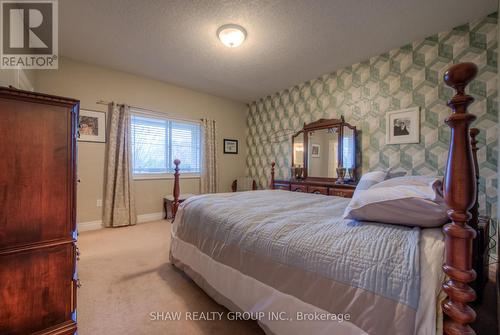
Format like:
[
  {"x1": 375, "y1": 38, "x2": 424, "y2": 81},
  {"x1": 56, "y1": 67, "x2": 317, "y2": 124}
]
[
  {"x1": 273, "y1": 179, "x2": 356, "y2": 198},
  {"x1": 0, "y1": 87, "x2": 79, "y2": 335}
]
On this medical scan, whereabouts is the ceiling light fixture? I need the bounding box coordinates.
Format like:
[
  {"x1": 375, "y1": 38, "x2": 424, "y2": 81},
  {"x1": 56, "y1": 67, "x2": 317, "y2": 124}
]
[{"x1": 217, "y1": 24, "x2": 247, "y2": 48}]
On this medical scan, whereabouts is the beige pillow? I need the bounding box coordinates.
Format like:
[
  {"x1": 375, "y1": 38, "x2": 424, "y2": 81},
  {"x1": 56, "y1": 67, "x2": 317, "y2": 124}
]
[{"x1": 344, "y1": 176, "x2": 448, "y2": 227}]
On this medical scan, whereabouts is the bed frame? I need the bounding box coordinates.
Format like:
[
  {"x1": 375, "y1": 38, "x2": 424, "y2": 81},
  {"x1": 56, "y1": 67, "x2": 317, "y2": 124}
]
[{"x1": 172, "y1": 62, "x2": 483, "y2": 335}]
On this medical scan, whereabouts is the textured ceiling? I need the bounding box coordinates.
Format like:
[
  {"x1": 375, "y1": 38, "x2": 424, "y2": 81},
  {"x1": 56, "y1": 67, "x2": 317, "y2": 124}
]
[{"x1": 59, "y1": 0, "x2": 497, "y2": 103}]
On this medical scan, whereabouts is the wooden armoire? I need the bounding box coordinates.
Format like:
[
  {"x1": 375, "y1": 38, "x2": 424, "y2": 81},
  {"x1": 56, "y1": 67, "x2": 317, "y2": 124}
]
[{"x1": 0, "y1": 87, "x2": 79, "y2": 335}]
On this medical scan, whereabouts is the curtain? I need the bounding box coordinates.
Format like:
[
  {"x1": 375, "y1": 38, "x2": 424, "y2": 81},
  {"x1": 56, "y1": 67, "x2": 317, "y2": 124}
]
[
  {"x1": 103, "y1": 103, "x2": 137, "y2": 227},
  {"x1": 200, "y1": 119, "x2": 218, "y2": 193}
]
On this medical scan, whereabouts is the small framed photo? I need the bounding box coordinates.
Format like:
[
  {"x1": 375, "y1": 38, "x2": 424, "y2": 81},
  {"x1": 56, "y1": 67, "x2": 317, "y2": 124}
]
[
  {"x1": 79, "y1": 109, "x2": 106, "y2": 143},
  {"x1": 311, "y1": 144, "x2": 320, "y2": 158},
  {"x1": 223, "y1": 139, "x2": 238, "y2": 154},
  {"x1": 386, "y1": 107, "x2": 420, "y2": 145}
]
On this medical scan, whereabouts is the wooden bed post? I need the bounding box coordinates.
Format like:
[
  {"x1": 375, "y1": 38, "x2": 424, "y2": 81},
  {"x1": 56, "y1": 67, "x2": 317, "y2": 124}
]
[
  {"x1": 469, "y1": 127, "x2": 487, "y2": 300},
  {"x1": 270, "y1": 162, "x2": 275, "y2": 189},
  {"x1": 469, "y1": 128, "x2": 480, "y2": 230},
  {"x1": 442, "y1": 62, "x2": 478, "y2": 335},
  {"x1": 172, "y1": 159, "x2": 181, "y2": 219}
]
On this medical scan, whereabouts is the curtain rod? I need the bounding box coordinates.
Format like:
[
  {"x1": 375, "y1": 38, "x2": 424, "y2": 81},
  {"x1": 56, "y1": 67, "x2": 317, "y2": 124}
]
[{"x1": 96, "y1": 100, "x2": 203, "y2": 124}]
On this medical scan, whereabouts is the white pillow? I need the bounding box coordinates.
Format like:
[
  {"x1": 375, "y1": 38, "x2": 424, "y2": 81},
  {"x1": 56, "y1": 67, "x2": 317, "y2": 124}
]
[
  {"x1": 344, "y1": 176, "x2": 448, "y2": 227},
  {"x1": 352, "y1": 170, "x2": 388, "y2": 198},
  {"x1": 386, "y1": 168, "x2": 407, "y2": 179},
  {"x1": 372, "y1": 176, "x2": 444, "y2": 198}
]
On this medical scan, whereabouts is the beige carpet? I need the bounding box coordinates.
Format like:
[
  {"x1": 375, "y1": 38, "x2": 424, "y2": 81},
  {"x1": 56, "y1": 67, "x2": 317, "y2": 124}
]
[
  {"x1": 77, "y1": 220, "x2": 498, "y2": 335},
  {"x1": 77, "y1": 220, "x2": 264, "y2": 335}
]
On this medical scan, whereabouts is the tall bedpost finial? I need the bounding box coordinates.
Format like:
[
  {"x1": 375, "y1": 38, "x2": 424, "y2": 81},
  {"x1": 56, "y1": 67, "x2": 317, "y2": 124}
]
[
  {"x1": 270, "y1": 162, "x2": 275, "y2": 189},
  {"x1": 442, "y1": 63, "x2": 478, "y2": 335},
  {"x1": 172, "y1": 159, "x2": 181, "y2": 219}
]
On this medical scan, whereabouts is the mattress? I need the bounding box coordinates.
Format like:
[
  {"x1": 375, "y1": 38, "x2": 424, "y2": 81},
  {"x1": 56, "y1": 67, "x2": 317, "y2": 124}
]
[{"x1": 170, "y1": 190, "x2": 445, "y2": 335}]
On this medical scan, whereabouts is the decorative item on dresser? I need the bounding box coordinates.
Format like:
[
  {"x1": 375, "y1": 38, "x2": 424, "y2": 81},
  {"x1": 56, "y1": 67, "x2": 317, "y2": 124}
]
[
  {"x1": 273, "y1": 116, "x2": 358, "y2": 198},
  {"x1": 0, "y1": 87, "x2": 79, "y2": 335}
]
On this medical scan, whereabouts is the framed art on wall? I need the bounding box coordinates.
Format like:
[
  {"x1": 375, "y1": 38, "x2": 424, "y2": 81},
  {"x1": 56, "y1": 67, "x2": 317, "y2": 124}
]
[
  {"x1": 78, "y1": 109, "x2": 106, "y2": 143},
  {"x1": 311, "y1": 144, "x2": 320, "y2": 158},
  {"x1": 223, "y1": 139, "x2": 238, "y2": 154},
  {"x1": 386, "y1": 107, "x2": 420, "y2": 145}
]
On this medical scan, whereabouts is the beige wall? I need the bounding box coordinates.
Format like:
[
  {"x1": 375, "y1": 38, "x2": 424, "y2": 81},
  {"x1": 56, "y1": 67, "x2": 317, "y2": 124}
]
[
  {"x1": 0, "y1": 68, "x2": 35, "y2": 91},
  {"x1": 35, "y1": 58, "x2": 248, "y2": 222}
]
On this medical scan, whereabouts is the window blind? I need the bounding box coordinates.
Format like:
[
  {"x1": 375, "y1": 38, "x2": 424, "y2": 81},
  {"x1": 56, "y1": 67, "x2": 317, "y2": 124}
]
[{"x1": 131, "y1": 114, "x2": 201, "y2": 175}]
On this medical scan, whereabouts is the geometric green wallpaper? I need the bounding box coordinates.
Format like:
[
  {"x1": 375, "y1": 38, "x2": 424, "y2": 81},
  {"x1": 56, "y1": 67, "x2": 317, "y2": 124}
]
[{"x1": 246, "y1": 13, "x2": 498, "y2": 219}]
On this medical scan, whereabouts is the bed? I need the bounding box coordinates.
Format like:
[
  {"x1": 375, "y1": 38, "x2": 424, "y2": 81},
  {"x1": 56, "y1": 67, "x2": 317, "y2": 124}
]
[{"x1": 169, "y1": 63, "x2": 482, "y2": 335}]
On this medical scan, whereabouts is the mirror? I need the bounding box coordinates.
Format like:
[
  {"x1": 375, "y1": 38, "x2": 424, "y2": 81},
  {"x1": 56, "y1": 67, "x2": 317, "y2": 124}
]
[
  {"x1": 291, "y1": 117, "x2": 358, "y2": 182},
  {"x1": 292, "y1": 131, "x2": 304, "y2": 167},
  {"x1": 307, "y1": 127, "x2": 339, "y2": 178},
  {"x1": 342, "y1": 125, "x2": 355, "y2": 169}
]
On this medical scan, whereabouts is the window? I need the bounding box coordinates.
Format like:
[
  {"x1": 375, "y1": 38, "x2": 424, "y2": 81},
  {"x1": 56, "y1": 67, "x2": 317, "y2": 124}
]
[
  {"x1": 342, "y1": 136, "x2": 354, "y2": 168},
  {"x1": 131, "y1": 113, "x2": 201, "y2": 177}
]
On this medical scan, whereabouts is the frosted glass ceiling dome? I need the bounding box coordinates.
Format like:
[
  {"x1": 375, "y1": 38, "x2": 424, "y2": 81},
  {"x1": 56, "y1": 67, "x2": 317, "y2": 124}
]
[{"x1": 217, "y1": 24, "x2": 247, "y2": 48}]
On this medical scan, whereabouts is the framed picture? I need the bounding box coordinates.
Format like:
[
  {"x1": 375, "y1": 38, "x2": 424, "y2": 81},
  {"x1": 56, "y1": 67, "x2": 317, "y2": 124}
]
[
  {"x1": 311, "y1": 144, "x2": 320, "y2": 158},
  {"x1": 386, "y1": 107, "x2": 420, "y2": 145},
  {"x1": 223, "y1": 139, "x2": 238, "y2": 154},
  {"x1": 78, "y1": 109, "x2": 106, "y2": 143}
]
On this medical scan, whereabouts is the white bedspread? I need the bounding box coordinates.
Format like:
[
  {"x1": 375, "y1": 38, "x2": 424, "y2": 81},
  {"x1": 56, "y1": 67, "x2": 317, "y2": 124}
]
[{"x1": 171, "y1": 190, "x2": 445, "y2": 335}]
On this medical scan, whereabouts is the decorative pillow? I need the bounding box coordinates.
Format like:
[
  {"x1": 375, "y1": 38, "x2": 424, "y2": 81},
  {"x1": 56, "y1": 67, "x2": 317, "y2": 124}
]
[
  {"x1": 344, "y1": 176, "x2": 448, "y2": 228},
  {"x1": 386, "y1": 169, "x2": 407, "y2": 179},
  {"x1": 352, "y1": 170, "x2": 388, "y2": 198},
  {"x1": 372, "y1": 175, "x2": 444, "y2": 198}
]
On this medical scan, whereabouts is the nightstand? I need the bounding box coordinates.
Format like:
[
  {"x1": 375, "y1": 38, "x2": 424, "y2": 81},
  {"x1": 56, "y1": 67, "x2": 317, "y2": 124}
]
[{"x1": 163, "y1": 194, "x2": 194, "y2": 219}]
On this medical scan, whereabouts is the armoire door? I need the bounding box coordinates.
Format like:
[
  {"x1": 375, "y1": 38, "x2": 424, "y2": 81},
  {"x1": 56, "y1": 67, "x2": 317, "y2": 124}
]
[{"x1": 0, "y1": 88, "x2": 79, "y2": 335}]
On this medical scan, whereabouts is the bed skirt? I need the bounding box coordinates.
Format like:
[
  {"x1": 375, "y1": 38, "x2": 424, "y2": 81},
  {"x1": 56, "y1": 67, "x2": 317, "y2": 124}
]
[{"x1": 170, "y1": 233, "x2": 369, "y2": 335}]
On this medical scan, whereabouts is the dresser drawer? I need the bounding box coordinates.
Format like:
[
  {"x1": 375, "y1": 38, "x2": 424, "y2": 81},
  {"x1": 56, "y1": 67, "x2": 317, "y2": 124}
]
[
  {"x1": 328, "y1": 188, "x2": 354, "y2": 198},
  {"x1": 307, "y1": 186, "x2": 328, "y2": 195},
  {"x1": 290, "y1": 184, "x2": 307, "y2": 192}
]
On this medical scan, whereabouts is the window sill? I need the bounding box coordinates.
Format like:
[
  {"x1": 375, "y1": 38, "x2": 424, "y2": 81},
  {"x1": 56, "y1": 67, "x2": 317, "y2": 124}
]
[{"x1": 133, "y1": 173, "x2": 201, "y2": 181}]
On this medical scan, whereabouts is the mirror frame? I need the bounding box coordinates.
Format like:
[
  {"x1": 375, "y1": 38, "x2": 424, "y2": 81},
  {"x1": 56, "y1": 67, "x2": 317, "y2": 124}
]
[{"x1": 298, "y1": 116, "x2": 357, "y2": 182}]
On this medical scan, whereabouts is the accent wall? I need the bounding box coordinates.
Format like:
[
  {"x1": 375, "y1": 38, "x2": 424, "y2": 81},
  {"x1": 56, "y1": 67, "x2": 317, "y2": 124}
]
[{"x1": 246, "y1": 13, "x2": 498, "y2": 218}]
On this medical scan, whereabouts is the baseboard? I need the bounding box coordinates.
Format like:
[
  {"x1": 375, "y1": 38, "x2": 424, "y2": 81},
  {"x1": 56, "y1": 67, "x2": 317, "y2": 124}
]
[
  {"x1": 137, "y1": 212, "x2": 164, "y2": 223},
  {"x1": 78, "y1": 220, "x2": 103, "y2": 232},
  {"x1": 77, "y1": 212, "x2": 165, "y2": 232}
]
